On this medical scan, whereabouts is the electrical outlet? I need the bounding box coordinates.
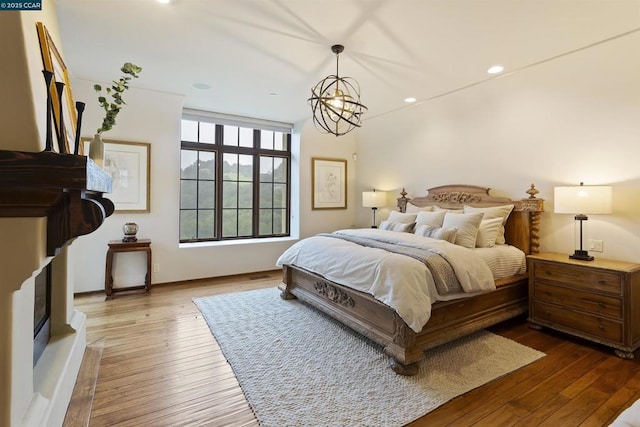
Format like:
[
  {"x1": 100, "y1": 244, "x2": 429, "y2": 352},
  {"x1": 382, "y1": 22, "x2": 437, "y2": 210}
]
[
  {"x1": 153, "y1": 263, "x2": 160, "y2": 273},
  {"x1": 588, "y1": 239, "x2": 604, "y2": 252}
]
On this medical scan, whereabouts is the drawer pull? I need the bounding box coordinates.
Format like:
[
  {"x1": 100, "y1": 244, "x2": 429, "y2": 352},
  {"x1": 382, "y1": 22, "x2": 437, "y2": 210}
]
[
  {"x1": 599, "y1": 324, "x2": 605, "y2": 330},
  {"x1": 598, "y1": 302, "x2": 605, "y2": 308}
]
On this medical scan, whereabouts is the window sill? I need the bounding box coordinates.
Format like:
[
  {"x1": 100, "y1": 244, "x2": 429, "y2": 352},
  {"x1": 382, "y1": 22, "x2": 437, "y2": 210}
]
[{"x1": 179, "y1": 235, "x2": 298, "y2": 249}]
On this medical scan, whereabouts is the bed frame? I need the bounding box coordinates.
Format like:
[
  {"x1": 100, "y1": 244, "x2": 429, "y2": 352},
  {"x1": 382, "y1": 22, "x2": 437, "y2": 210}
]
[{"x1": 280, "y1": 184, "x2": 544, "y2": 375}]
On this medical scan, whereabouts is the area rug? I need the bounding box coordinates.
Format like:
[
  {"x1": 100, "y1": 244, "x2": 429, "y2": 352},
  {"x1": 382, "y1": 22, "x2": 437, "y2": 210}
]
[{"x1": 194, "y1": 287, "x2": 544, "y2": 426}]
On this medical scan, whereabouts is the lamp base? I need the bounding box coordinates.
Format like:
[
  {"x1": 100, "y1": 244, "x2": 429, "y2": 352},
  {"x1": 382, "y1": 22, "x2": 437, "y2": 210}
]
[{"x1": 569, "y1": 250, "x2": 594, "y2": 261}]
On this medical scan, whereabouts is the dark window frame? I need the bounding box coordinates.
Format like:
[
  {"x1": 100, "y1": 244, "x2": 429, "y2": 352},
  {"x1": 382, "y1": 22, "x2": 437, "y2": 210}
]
[{"x1": 180, "y1": 116, "x2": 291, "y2": 243}]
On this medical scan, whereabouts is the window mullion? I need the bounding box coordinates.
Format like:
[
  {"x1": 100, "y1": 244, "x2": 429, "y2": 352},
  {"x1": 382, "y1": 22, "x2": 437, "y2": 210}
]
[{"x1": 215, "y1": 126, "x2": 223, "y2": 240}]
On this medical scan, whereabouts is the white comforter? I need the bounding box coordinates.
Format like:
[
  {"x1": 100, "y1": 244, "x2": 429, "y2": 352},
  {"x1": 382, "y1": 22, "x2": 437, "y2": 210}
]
[{"x1": 276, "y1": 229, "x2": 495, "y2": 333}]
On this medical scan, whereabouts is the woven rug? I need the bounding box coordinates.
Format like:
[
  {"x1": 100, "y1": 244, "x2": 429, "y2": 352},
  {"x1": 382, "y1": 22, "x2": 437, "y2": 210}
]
[{"x1": 194, "y1": 287, "x2": 544, "y2": 426}]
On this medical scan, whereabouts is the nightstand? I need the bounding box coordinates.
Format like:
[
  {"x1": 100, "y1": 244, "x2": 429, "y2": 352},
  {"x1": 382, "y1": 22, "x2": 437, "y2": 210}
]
[{"x1": 528, "y1": 252, "x2": 640, "y2": 359}]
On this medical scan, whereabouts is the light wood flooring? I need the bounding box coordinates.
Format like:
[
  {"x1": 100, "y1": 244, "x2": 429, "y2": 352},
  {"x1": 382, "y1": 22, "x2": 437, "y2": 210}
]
[{"x1": 64, "y1": 271, "x2": 640, "y2": 426}]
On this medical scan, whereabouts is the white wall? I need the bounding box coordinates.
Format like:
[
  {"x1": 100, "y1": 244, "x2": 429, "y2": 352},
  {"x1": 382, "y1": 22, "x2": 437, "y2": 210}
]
[
  {"x1": 297, "y1": 120, "x2": 358, "y2": 236},
  {"x1": 356, "y1": 31, "x2": 640, "y2": 262},
  {"x1": 69, "y1": 79, "x2": 357, "y2": 292}
]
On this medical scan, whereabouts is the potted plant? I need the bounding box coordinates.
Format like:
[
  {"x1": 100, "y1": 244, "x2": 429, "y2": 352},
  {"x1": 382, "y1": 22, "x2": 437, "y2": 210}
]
[{"x1": 89, "y1": 62, "x2": 142, "y2": 167}]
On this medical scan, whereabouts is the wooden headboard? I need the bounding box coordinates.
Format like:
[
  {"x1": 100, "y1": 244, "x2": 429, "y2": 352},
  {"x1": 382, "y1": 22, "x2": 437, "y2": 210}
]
[{"x1": 397, "y1": 184, "x2": 544, "y2": 254}]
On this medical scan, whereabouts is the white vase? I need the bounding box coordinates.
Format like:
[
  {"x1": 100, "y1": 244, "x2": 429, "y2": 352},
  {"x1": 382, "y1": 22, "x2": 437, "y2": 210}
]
[{"x1": 88, "y1": 133, "x2": 104, "y2": 167}]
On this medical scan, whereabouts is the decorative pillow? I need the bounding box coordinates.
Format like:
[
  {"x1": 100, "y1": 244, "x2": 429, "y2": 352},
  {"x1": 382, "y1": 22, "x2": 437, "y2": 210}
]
[
  {"x1": 379, "y1": 221, "x2": 414, "y2": 233},
  {"x1": 475, "y1": 218, "x2": 503, "y2": 248},
  {"x1": 405, "y1": 203, "x2": 434, "y2": 213},
  {"x1": 441, "y1": 212, "x2": 484, "y2": 248},
  {"x1": 414, "y1": 224, "x2": 458, "y2": 243},
  {"x1": 387, "y1": 211, "x2": 417, "y2": 224},
  {"x1": 463, "y1": 204, "x2": 514, "y2": 244},
  {"x1": 415, "y1": 210, "x2": 447, "y2": 227}
]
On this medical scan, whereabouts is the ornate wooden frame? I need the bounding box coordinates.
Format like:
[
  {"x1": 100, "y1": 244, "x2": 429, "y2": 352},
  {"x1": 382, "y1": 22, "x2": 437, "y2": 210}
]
[{"x1": 280, "y1": 184, "x2": 544, "y2": 375}]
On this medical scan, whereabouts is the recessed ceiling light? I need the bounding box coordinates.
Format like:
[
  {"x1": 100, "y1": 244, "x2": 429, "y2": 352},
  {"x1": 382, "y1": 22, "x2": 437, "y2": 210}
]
[
  {"x1": 157, "y1": 0, "x2": 171, "y2": 4},
  {"x1": 487, "y1": 65, "x2": 504, "y2": 74},
  {"x1": 192, "y1": 82, "x2": 211, "y2": 90},
  {"x1": 404, "y1": 97, "x2": 416, "y2": 103}
]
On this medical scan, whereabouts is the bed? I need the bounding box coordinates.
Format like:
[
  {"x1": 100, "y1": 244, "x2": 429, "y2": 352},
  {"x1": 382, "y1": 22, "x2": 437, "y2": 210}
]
[{"x1": 278, "y1": 184, "x2": 544, "y2": 375}]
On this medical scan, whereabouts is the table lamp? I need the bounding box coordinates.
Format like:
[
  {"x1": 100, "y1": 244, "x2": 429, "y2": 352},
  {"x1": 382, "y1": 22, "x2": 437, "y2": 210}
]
[
  {"x1": 362, "y1": 189, "x2": 387, "y2": 228},
  {"x1": 554, "y1": 183, "x2": 612, "y2": 261}
]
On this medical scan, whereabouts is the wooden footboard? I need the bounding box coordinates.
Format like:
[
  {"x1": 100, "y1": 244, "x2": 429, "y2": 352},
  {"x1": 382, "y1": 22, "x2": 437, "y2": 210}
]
[{"x1": 280, "y1": 264, "x2": 528, "y2": 375}]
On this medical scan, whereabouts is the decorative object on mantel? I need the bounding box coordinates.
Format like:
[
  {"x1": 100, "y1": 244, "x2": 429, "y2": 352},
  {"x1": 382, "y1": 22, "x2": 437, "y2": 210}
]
[
  {"x1": 37, "y1": 22, "x2": 78, "y2": 154},
  {"x1": 73, "y1": 101, "x2": 85, "y2": 155},
  {"x1": 554, "y1": 182, "x2": 612, "y2": 261},
  {"x1": 88, "y1": 134, "x2": 105, "y2": 167},
  {"x1": 53, "y1": 82, "x2": 68, "y2": 154},
  {"x1": 308, "y1": 44, "x2": 367, "y2": 137},
  {"x1": 90, "y1": 62, "x2": 143, "y2": 167},
  {"x1": 122, "y1": 222, "x2": 139, "y2": 242},
  {"x1": 41, "y1": 70, "x2": 55, "y2": 152}
]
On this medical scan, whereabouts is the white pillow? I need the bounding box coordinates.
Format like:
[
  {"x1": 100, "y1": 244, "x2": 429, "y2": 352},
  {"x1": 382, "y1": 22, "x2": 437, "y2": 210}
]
[
  {"x1": 415, "y1": 210, "x2": 447, "y2": 227},
  {"x1": 441, "y1": 212, "x2": 484, "y2": 248},
  {"x1": 405, "y1": 203, "x2": 434, "y2": 213},
  {"x1": 414, "y1": 224, "x2": 457, "y2": 243},
  {"x1": 433, "y1": 206, "x2": 464, "y2": 213},
  {"x1": 475, "y1": 218, "x2": 503, "y2": 248},
  {"x1": 463, "y1": 205, "x2": 514, "y2": 244},
  {"x1": 379, "y1": 221, "x2": 414, "y2": 233},
  {"x1": 387, "y1": 211, "x2": 417, "y2": 224}
]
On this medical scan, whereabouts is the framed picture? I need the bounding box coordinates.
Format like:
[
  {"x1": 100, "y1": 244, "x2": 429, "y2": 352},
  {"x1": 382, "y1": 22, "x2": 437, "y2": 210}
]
[
  {"x1": 312, "y1": 157, "x2": 347, "y2": 210},
  {"x1": 36, "y1": 22, "x2": 78, "y2": 154},
  {"x1": 84, "y1": 139, "x2": 151, "y2": 212}
]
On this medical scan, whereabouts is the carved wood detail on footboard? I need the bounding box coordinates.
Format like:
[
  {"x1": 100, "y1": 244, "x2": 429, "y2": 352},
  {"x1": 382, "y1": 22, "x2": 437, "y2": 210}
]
[{"x1": 313, "y1": 281, "x2": 355, "y2": 308}]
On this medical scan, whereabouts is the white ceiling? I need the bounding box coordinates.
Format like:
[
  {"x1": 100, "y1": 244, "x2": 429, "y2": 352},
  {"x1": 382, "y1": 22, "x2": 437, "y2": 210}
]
[{"x1": 55, "y1": 0, "x2": 640, "y2": 125}]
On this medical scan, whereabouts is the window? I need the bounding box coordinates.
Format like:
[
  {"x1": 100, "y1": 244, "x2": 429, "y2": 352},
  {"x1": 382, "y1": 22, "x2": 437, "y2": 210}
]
[{"x1": 180, "y1": 111, "x2": 292, "y2": 243}]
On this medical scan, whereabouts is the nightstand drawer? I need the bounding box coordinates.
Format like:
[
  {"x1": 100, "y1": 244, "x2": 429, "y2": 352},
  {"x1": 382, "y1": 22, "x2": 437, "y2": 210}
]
[
  {"x1": 533, "y1": 262, "x2": 622, "y2": 294},
  {"x1": 531, "y1": 300, "x2": 622, "y2": 343},
  {"x1": 533, "y1": 282, "x2": 622, "y2": 318}
]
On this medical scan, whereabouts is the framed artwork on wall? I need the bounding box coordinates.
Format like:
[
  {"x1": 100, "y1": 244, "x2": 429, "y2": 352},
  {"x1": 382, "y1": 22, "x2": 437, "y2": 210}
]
[
  {"x1": 312, "y1": 157, "x2": 347, "y2": 210},
  {"x1": 84, "y1": 139, "x2": 151, "y2": 212}
]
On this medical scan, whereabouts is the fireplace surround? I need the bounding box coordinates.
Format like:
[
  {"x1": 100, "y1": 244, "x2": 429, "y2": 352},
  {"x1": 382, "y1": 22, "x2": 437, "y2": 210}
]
[{"x1": 0, "y1": 152, "x2": 112, "y2": 426}]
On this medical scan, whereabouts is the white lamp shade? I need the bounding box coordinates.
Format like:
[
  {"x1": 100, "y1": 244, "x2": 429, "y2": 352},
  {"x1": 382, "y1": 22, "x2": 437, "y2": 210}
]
[
  {"x1": 362, "y1": 191, "x2": 387, "y2": 208},
  {"x1": 554, "y1": 185, "x2": 612, "y2": 214}
]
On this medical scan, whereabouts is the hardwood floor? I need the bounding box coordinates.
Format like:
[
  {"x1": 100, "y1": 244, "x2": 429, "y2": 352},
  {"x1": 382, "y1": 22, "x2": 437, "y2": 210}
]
[{"x1": 65, "y1": 271, "x2": 640, "y2": 426}]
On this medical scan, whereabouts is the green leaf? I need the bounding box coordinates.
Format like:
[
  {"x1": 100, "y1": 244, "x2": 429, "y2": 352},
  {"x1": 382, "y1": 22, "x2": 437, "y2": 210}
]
[{"x1": 94, "y1": 62, "x2": 142, "y2": 134}]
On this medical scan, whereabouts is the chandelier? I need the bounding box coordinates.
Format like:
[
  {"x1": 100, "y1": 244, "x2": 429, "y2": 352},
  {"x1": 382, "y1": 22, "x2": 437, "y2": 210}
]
[{"x1": 308, "y1": 44, "x2": 367, "y2": 136}]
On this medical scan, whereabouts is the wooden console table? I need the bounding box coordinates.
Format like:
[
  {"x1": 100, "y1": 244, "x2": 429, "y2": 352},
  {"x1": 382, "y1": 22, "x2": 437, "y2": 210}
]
[{"x1": 105, "y1": 239, "x2": 152, "y2": 297}]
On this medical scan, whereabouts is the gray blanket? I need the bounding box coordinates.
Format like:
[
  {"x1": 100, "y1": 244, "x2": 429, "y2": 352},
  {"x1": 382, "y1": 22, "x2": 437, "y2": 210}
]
[{"x1": 319, "y1": 233, "x2": 463, "y2": 295}]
